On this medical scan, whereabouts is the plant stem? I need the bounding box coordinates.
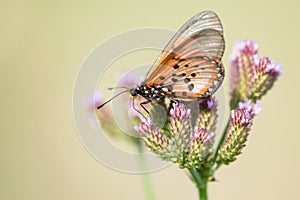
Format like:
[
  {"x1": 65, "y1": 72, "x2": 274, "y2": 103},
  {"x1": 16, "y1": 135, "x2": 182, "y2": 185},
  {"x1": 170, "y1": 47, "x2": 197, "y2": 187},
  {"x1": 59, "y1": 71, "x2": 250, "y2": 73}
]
[
  {"x1": 212, "y1": 117, "x2": 230, "y2": 165},
  {"x1": 140, "y1": 171, "x2": 156, "y2": 200},
  {"x1": 136, "y1": 140, "x2": 156, "y2": 200},
  {"x1": 188, "y1": 168, "x2": 208, "y2": 200},
  {"x1": 198, "y1": 181, "x2": 207, "y2": 200}
]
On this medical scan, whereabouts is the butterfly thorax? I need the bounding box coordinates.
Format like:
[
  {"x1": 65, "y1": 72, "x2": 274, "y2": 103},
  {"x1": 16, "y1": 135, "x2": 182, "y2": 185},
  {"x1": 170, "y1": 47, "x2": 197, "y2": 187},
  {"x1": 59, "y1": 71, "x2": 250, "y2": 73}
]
[{"x1": 129, "y1": 84, "x2": 167, "y2": 102}]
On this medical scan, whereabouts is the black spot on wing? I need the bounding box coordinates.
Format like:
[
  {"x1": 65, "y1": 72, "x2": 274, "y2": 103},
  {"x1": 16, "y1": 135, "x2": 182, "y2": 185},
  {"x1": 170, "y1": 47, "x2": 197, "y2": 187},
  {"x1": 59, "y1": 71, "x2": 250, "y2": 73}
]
[
  {"x1": 166, "y1": 85, "x2": 173, "y2": 91},
  {"x1": 184, "y1": 78, "x2": 191, "y2": 83},
  {"x1": 188, "y1": 84, "x2": 194, "y2": 91},
  {"x1": 171, "y1": 78, "x2": 178, "y2": 82},
  {"x1": 172, "y1": 73, "x2": 186, "y2": 77}
]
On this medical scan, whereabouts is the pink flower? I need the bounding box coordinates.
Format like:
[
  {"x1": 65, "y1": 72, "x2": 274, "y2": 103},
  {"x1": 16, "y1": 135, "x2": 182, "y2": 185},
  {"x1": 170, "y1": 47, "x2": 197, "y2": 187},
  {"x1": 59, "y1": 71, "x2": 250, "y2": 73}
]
[
  {"x1": 137, "y1": 99, "x2": 216, "y2": 169},
  {"x1": 229, "y1": 40, "x2": 282, "y2": 108},
  {"x1": 219, "y1": 100, "x2": 261, "y2": 164}
]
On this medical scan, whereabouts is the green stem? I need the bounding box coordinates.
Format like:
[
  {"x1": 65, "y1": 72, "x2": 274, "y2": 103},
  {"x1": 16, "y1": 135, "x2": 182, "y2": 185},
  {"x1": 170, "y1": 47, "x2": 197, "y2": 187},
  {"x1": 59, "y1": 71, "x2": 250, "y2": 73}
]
[
  {"x1": 137, "y1": 140, "x2": 156, "y2": 200},
  {"x1": 140, "y1": 172, "x2": 156, "y2": 200},
  {"x1": 188, "y1": 168, "x2": 208, "y2": 200},
  {"x1": 198, "y1": 182, "x2": 207, "y2": 200},
  {"x1": 212, "y1": 117, "x2": 231, "y2": 165}
]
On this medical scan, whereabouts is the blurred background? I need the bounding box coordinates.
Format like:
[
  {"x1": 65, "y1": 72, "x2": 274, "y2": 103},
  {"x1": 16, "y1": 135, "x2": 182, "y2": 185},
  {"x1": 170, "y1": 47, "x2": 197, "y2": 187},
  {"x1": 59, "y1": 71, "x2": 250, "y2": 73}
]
[{"x1": 1, "y1": 0, "x2": 299, "y2": 199}]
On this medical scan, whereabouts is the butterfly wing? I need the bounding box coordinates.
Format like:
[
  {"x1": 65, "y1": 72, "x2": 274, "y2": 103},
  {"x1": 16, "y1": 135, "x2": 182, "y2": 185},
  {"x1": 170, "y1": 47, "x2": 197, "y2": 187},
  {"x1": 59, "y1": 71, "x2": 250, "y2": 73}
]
[
  {"x1": 159, "y1": 58, "x2": 224, "y2": 100},
  {"x1": 144, "y1": 11, "x2": 225, "y2": 100}
]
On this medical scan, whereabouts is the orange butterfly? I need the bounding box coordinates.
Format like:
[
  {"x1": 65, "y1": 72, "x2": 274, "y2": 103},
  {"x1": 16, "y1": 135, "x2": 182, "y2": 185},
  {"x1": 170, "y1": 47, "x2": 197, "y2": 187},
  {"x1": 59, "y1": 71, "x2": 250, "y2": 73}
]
[{"x1": 98, "y1": 11, "x2": 225, "y2": 114}]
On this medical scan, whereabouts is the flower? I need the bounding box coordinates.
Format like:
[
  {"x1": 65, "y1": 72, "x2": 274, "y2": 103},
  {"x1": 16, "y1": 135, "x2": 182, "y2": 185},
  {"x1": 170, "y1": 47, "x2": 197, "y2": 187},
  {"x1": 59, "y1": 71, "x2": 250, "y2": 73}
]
[
  {"x1": 218, "y1": 101, "x2": 261, "y2": 164},
  {"x1": 92, "y1": 72, "x2": 147, "y2": 142},
  {"x1": 136, "y1": 99, "x2": 216, "y2": 169},
  {"x1": 197, "y1": 98, "x2": 218, "y2": 133},
  {"x1": 185, "y1": 127, "x2": 214, "y2": 168},
  {"x1": 246, "y1": 57, "x2": 283, "y2": 101},
  {"x1": 139, "y1": 118, "x2": 168, "y2": 153},
  {"x1": 116, "y1": 71, "x2": 141, "y2": 88},
  {"x1": 230, "y1": 40, "x2": 259, "y2": 94},
  {"x1": 84, "y1": 91, "x2": 103, "y2": 110},
  {"x1": 229, "y1": 40, "x2": 282, "y2": 108},
  {"x1": 84, "y1": 91, "x2": 106, "y2": 128}
]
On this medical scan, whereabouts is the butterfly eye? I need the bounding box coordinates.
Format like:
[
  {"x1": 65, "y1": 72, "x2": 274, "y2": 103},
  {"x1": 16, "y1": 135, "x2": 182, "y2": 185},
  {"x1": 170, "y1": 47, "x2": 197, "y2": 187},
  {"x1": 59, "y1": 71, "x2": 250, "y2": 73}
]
[{"x1": 129, "y1": 88, "x2": 138, "y2": 98}]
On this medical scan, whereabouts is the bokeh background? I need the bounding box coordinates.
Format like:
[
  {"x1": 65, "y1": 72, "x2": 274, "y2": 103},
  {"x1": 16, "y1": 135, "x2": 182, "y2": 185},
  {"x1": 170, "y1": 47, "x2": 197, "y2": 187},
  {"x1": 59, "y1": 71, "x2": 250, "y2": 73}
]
[{"x1": 1, "y1": 0, "x2": 299, "y2": 199}]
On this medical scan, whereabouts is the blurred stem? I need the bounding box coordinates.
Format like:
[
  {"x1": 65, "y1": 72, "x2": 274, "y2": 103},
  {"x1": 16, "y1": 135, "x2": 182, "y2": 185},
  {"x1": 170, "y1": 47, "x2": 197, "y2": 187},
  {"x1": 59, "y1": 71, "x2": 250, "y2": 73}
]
[
  {"x1": 188, "y1": 168, "x2": 208, "y2": 200},
  {"x1": 137, "y1": 140, "x2": 156, "y2": 200}
]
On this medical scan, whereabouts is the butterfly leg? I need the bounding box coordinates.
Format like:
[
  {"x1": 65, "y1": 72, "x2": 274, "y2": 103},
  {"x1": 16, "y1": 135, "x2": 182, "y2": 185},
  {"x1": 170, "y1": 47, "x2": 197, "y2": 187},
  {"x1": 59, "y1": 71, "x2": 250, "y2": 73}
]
[
  {"x1": 131, "y1": 98, "x2": 148, "y2": 119},
  {"x1": 170, "y1": 99, "x2": 179, "y2": 109},
  {"x1": 140, "y1": 100, "x2": 151, "y2": 116}
]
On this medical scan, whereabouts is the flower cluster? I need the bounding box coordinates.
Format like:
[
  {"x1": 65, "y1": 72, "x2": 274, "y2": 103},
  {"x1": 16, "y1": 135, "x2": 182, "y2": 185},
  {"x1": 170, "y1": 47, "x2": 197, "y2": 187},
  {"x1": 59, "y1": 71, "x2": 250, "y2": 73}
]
[
  {"x1": 218, "y1": 101, "x2": 261, "y2": 164},
  {"x1": 91, "y1": 72, "x2": 145, "y2": 142},
  {"x1": 230, "y1": 40, "x2": 282, "y2": 108},
  {"x1": 138, "y1": 99, "x2": 217, "y2": 169}
]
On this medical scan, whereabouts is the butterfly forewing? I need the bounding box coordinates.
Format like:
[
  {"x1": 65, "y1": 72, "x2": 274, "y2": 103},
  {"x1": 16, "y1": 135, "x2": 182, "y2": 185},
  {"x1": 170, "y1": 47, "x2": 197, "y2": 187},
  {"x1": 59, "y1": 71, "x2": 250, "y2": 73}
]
[
  {"x1": 173, "y1": 29, "x2": 224, "y2": 62},
  {"x1": 144, "y1": 11, "x2": 225, "y2": 100},
  {"x1": 145, "y1": 11, "x2": 224, "y2": 83}
]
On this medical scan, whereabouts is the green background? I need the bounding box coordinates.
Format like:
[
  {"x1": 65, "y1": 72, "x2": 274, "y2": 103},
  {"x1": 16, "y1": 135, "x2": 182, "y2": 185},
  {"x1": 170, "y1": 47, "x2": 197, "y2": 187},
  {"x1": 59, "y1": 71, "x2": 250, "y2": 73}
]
[{"x1": 1, "y1": 0, "x2": 299, "y2": 199}]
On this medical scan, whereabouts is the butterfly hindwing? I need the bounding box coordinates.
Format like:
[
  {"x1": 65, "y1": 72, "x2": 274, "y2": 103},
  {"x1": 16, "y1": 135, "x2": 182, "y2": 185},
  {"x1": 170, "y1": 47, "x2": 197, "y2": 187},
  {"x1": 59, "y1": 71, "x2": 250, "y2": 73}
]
[{"x1": 154, "y1": 58, "x2": 224, "y2": 100}]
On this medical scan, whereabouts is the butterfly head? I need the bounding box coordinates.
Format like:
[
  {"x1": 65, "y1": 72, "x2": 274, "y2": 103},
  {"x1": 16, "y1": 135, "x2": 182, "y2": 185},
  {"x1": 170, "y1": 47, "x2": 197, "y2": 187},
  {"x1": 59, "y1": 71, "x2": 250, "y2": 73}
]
[{"x1": 129, "y1": 88, "x2": 138, "y2": 98}]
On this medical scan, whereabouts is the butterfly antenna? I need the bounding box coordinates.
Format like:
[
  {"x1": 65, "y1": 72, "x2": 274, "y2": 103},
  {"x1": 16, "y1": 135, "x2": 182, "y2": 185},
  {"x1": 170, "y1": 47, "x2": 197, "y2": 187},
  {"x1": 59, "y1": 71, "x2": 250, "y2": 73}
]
[
  {"x1": 97, "y1": 90, "x2": 128, "y2": 109},
  {"x1": 108, "y1": 86, "x2": 129, "y2": 90}
]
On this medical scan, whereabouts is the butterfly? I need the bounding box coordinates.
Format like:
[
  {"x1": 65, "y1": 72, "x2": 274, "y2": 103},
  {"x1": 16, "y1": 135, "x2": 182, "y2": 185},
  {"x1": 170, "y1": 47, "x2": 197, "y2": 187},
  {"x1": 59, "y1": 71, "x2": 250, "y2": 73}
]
[{"x1": 97, "y1": 11, "x2": 225, "y2": 115}]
